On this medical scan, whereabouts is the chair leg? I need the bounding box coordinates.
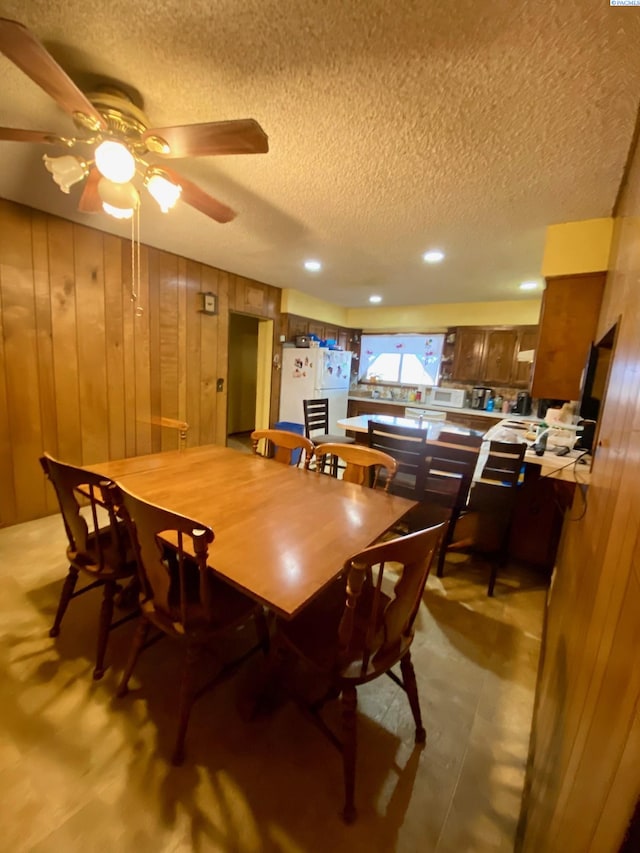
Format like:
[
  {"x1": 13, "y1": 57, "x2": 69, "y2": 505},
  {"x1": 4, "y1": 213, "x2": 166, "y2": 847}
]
[
  {"x1": 117, "y1": 617, "x2": 149, "y2": 697},
  {"x1": 172, "y1": 642, "x2": 200, "y2": 766},
  {"x1": 254, "y1": 607, "x2": 271, "y2": 655},
  {"x1": 487, "y1": 537, "x2": 509, "y2": 597},
  {"x1": 340, "y1": 684, "x2": 358, "y2": 824},
  {"x1": 435, "y1": 514, "x2": 457, "y2": 578},
  {"x1": 400, "y1": 651, "x2": 426, "y2": 743},
  {"x1": 49, "y1": 566, "x2": 79, "y2": 637},
  {"x1": 487, "y1": 560, "x2": 499, "y2": 597},
  {"x1": 93, "y1": 579, "x2": 116, "y2": 680}
]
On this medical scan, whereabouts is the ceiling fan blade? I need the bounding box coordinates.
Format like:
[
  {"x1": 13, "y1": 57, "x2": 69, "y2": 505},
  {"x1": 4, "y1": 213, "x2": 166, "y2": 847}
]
[
  {"x1": 0, "y1": 126, "x2": 68, "y2": 144},
  {"x1": 161, "y1": 167, "x2": 236, "y2": 223},
  {"x1": 77, "y1": 167, "x2": 102, "y2": 213},
  {"x1": 143, "y1": 119, "x2": 268, "y2": 158},
  {"x1": 0, "y1": 18, "x2": 106, "y2": 130}
]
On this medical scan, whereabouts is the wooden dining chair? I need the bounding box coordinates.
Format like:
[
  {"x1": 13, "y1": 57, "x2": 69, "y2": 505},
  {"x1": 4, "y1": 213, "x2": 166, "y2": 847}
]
[
  {"x1": 303, "y1": 398, "x2": 355, "y2": 475},
  {"x1": 367, "y1": 419, "x2": 428, "y2": 498},
  {"x1": 250, "y1": 428, "x2": 315, "y2": 468},
  {"x1": 272, "y1": 522, "x2": 446, "y2": 822},
  {"x1": 102, "y1": 481, "x2": 270, "y2": 765},
  {"x1": 314, "y1": 443, "x2": 398, "y2": 491},
  {"x1": 39, "y1": 452, "x2": 137, "y2": 680},
  {"x1": 450, "y1": 440, "x2": 526, "y2": 595},
  {"x1": 406, "y1": 431, "x2": 483, "y2": 578}
]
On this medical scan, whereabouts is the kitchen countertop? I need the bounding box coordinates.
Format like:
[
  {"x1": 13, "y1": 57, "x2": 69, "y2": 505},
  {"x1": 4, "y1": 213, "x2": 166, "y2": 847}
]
[
  {"x1": 338, "y1": 413, "x2": 485, "y2": 438},
  {"x1": 348, "y1": 394, "x2": 540, "y2": 421}
]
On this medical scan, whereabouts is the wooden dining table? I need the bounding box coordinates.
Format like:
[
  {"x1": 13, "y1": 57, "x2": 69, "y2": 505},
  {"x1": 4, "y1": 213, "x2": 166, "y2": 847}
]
[{"x1": 84, "y1": 444, "x2": 416, "y2": 620}]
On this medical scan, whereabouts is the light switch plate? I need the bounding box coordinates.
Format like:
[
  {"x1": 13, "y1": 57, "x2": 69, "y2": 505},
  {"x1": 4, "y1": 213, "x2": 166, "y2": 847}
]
[{"x1": 198, "y1": 291, "x2": 217, "y2": 315}]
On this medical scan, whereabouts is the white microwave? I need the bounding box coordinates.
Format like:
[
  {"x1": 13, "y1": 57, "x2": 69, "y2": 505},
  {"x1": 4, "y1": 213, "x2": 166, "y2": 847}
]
[{"x1": 428, "y1": 387, "x2": 467, "y2": 408}]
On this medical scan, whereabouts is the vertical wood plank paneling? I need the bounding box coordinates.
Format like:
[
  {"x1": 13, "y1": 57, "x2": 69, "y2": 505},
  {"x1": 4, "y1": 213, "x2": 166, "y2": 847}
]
[
  {"x1": 103, "y1": 233, "x2": 126, "y2": 460},
  {"x1": 185, "y1": 259, "x2": 202, "y2": 446},
  {"x1": 159, "y1": 251, "x2": 179, "y2": 450},
  {"x1": 0, "y1": 204, "x2": 44, "y2": 519},
  {"x1": 521, "y1": 114, "x2": 640, "y2": 852},
  {"x1": 177, "y1": 256, "x2": 187, "y2": 427},
  {"x1": 74, "y1": 224, "x2": 109, "y2": 464},
  {"x1": 48, "y1": 217, "x2": 81, "y2": 463},
  {"x1": 0, "y1": 200, "x2": 283, "y2": 524},
  {"x1": 216, "y1": 270, "x2": 230, "y2": 442},
  {"x1": 31, "y1": 210, "x2": 58, "y2": 514},
  {"x1": 121, "y1": 239, "x2": 137, "y2": 457},
  {"x1": 199, "y1": 265, "x2": 219, "y2": 444},
  {"x1": 134, "y1": 244, "x2": 152, "y2": 455},
  {"x1": 0, "y1": 203, "x2": 17, "y2": 525},
  {"x1": 147, "y1": 248, "x2": 161, "y2": 453}
]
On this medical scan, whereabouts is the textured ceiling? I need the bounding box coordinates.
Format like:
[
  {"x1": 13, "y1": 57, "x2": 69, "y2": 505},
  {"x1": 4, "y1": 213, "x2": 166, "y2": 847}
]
[{"x1": 1, "y1": 0, "x2": 639, "y2": 307}]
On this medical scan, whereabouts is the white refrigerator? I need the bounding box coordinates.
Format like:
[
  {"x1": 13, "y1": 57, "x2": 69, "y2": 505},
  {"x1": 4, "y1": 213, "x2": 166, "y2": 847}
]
[{"x1": 279, "y1": 347, "x2": 353, "y2": 434}]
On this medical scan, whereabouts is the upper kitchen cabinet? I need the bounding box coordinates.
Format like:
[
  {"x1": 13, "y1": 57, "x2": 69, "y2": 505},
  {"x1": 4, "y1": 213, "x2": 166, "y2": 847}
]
[
  {"x1": 282, "y1": 313, "x2": 360, "y2": 351},
  {"x1": 511, "y1": 326, "x2": 539, "y2": 386},
  {"x1": 451, "y1": 325, "x2": 538, "y2": 386},
  {"x1": 531, "y1": 273, "x2": 605, "y2": 401},
  {"x1": 452, "y1": 328, "x2": 487, "y2": 381},
  {"x1": 483, "y1": 329, "x2": 519, "y2": 384}
]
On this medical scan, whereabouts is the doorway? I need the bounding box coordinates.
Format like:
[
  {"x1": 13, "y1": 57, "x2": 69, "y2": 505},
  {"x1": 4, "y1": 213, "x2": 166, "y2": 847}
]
[{"x1": 227, "y1": 313, "x2": 273, "y2": 451}]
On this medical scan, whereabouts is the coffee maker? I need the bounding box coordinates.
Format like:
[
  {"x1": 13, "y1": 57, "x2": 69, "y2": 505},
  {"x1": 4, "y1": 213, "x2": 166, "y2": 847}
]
[
  {"x1": 471, "y1": 387, "x2": 492, "y2": 410},
  {"x1": 513, "y1": 392, "x2": 532, "y2": 415}
]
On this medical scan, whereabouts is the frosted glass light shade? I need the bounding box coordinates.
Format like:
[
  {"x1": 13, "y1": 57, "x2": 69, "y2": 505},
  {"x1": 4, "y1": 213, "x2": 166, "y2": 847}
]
[
  {"x1": 145, "y1": 170, "x2": 182, "y2": 212},
  {"x1": 98, "y1": 178, "x2": 139, "y2": 219},
  {"x1": 94, "y1": 140, "x2": 136, "y2": 183},
  {"x1": 42, "y1": 154, "x2": 88, "y2": 193}
]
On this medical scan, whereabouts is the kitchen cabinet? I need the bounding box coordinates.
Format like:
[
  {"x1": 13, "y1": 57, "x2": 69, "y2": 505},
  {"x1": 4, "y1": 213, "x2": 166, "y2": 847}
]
[
  {"x1": 484, "y1": 329, "x2": 519, "y2": 384},
  {"x1": 508, "y1": 468, "x2": 575, "y2": 569},
  {"x1": 347, "y1": 399, "x2": 404, "y2": 418},
  {"x1": 452, "y1": 328, "x2": 486, "y2": 382},
  {"x1": 282, "y1": 314, "x2": 360, "y2": 351},
  {"x1": 531, "y1": 273, "x2": 605, "y2": 401},
  {"x1": 452, "y1": 325, "x2": 538, "y2": 387},
  {"x1": 512, "y1": 326, "x2": 539, "y2": 386},
  {"x1": 445, "y1": 412, "x2": 501, "y2": 431}
]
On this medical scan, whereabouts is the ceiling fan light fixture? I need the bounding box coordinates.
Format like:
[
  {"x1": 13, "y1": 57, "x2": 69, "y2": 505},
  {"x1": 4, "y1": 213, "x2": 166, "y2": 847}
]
[
  {"x1": 42, "y1": 154, "x2": 89, "y2": 193},
  {"x1": 94, "y1": 139, "x2": 136, "y2": 183},
  {"x1": 102, "y1": 202, "x2": 134, "y2": 220},
  {"x1": 98, "y1": 177, "x2": 139, "y2": 219},
  {"x1": 144, "y1": 168, "x2": 182, "y2": 212}
]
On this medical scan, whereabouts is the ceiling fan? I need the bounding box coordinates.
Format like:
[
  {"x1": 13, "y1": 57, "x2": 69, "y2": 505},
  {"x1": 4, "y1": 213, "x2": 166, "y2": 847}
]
[{"x1": 0, "y1": 17, "x2": 269, "y2": 223}]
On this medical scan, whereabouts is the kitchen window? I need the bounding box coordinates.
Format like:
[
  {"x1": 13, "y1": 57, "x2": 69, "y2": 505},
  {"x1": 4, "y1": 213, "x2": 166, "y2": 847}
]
[{"x1": 358, "y1": 333, "x2": 445, "y2": 385}]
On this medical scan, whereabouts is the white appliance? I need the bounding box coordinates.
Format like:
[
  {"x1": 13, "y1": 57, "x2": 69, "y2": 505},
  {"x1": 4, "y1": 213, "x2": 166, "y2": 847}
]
[
  {"x1": 279, "y1": 347, "x2": 353, "y2": 434},
  {"x1": 427, "y1": 387, "x2": 467, "y2": 408}
]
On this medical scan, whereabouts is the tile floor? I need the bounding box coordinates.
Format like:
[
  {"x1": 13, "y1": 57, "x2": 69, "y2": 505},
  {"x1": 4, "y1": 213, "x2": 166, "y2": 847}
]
[{"x1": 0, "y1": 510, "x2": 546, "y2": 852}]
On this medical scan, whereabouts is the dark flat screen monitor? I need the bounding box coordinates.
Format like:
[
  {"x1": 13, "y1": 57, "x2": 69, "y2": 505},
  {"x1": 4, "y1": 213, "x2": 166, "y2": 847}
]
[{"x1": 578, "y1": 322, "x2": 617, "y2": 452}]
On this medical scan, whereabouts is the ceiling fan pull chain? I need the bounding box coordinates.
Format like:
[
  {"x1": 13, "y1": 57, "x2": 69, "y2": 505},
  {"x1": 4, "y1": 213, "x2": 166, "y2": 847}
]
[
  {"x1": 130, "y1": 205, "x2": 144, "y2": 317},
  {"x1": 130, "y1": 214, "x2": 137, "y2": 303},
  {"x1": 135, "y1": 205, "x2": 143, "y2": 317}
]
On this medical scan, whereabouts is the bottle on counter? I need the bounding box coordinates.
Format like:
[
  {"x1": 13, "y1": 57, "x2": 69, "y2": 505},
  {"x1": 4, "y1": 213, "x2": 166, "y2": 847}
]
[
  {"x1": 486, "y1": 396, "x2": 495, "y2": 412},
  {"x1": 534, "y1": 421, "x2": 549, "y2": 456}
]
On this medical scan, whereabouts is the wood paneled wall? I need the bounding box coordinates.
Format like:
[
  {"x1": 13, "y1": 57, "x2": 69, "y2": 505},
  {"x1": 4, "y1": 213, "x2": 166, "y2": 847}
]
[
  {"x1": 519, "y1": 139, "x2": 640, "y2": 845},
  {"x1": 0, "y1": 199, "x2": 281, "y2": 526}
]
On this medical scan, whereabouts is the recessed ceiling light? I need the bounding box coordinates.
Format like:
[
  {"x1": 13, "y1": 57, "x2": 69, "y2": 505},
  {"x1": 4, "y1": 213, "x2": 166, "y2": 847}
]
[
  {"x1": 304, "y1": 259, "x2": 322, "y2": 272},
  {"x1": 423, "y1": 249, "x2": 445, "y2": 264},
  {"x1": 369, "y1": 295, "x2": 382, "y2": 304},
  {"x1": 519, "y1": 281, "x2": 538, "y2": 291}
]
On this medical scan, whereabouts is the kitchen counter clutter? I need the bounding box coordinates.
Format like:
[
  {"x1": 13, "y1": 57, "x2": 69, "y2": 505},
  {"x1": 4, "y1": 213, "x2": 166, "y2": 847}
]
[
  {"x1": 348, "y1": 395, "x2": 538, "y2": 420},
  {"x1": 346, "y1": 394, "x2": 541, "y2": 433},
  {"x1": 340, "y1": 412, "x2": 590, "y2": 484}
]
